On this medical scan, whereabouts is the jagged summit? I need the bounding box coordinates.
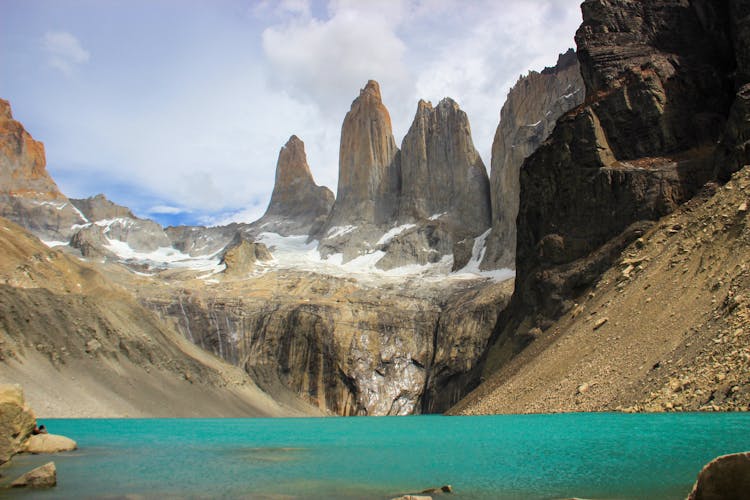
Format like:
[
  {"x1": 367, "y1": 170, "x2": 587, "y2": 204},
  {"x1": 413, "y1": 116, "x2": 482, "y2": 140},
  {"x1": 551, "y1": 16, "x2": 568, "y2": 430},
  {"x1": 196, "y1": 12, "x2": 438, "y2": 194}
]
[
  {"x1": 254, "y1": 135, "x2": 334, "y2": 236},
  {"x1": 398, "y1": 95, "x2": 490, "y2": 235},
  {"x1": 361, "y1": 79, "x2": 382, "y2": 100},
  {"x1": 325, "y1": 79, "x2": 400, "y2": 229}
]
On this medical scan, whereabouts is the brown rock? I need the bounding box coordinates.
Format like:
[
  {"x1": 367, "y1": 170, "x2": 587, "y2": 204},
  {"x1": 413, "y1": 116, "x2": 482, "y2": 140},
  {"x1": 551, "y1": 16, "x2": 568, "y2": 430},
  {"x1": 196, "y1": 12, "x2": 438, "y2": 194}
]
[
  {"x1": 220, "y1": 233, "x2": 272, "y2": 277},
  {"x1": 399, "y1": 98, "x2": 491, "y2": 238},
  {"x1": 11, "y1": 461, "x2": 56, "y2": 488},
  {"x1": 0, "y1": 384, "x2": 36, "y2": 465},
  {"x1": 688, "y1": 452, "x2": 750, "y2": 500},
  {"x1": 326, "y1": 80, "x2": 400, "y2": 228}
]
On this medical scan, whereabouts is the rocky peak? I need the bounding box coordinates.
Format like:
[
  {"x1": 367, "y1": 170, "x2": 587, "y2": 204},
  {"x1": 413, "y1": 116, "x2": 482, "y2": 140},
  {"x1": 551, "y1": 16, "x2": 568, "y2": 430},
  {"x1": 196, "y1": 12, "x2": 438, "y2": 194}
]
[
  {"x1": 0, "y1": 98, "x2": 62, "y2": 200},
  {"x1": 398, "y1": 95, "x2": 490, "y2": 238},
  {"x1": 325, "y1": 79, "x2": 400, "y2": 228},
  {"x1": 70, "y1": 194, "x2": 136, "y2": 222},
  {"x1": 254, "y1": 135, "x2": 334, "y2": 236},
  {"x1": 481, "y1": 50, "x2": 585, "y2": 270}
]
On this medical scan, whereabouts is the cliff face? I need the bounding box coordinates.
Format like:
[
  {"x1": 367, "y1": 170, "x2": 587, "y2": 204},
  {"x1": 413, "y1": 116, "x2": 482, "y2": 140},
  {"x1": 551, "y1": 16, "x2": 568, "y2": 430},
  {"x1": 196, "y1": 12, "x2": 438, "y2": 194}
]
[
  {"x1": 481, "y1": 50, "x2": 585, "y2": 270},
  {"x1": 325, "y1": 80, "x2": 400, "y2": 229},
  {"x1": 512, "y1": 0, "x2": 734, "y2": 323},
  {"x1": 255, "y1": 135, "x2": 334, "y2": 236},
  {"x1": 146, "y1": 275, "x2": 512, "y2": 416},
  {"x1": 452, "y1": 167, "x2": 750, "y2": 415},
  {"x1": 0, "y1": 99, "x2": 86, "y2": 241},
  {"x1": 398, "y1": 98, "x2": 491, "y2": 238}
]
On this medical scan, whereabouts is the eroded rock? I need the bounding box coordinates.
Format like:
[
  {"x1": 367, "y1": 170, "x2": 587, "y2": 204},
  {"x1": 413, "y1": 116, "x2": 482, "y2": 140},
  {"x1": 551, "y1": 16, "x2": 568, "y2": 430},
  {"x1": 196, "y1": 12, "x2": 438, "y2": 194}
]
[{"x1": 11, "y1": 461, "x2": 56, "y2": 489}]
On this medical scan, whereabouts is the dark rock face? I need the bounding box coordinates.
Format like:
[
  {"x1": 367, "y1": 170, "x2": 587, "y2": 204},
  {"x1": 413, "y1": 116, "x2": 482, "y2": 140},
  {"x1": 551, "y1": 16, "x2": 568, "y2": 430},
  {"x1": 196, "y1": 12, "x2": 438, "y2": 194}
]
[
  {"x1": 70, "y1": 194, "x2": 135, "y2": 221},
  {"x1": 688, "y1": 452, "x2": 750, "y2": 500},
  {"x1": 255, "y1": 135, "x2": 334, "y2": 236},
  {"x1": 398, "y1": 98, "x2": 491, "y2": 238},
  {"x1": 326, "y1": 80, "x2": 400, "y2": 229},
  {"x1": 505, "y1": 0, "x2": 738, "y2": 327},
  {"x1": 481, "y1": 49, "x2": 584, "y2": 270}
]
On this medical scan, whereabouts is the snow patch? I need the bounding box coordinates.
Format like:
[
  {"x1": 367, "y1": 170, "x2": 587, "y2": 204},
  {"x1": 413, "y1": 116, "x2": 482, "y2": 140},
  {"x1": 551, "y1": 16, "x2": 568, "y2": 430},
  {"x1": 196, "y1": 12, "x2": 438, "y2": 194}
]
[
  {"x1": 41, "y1": 240, "x2": 69, "y2": 247},
  {"x1": 326, "y1": 225, "x2": 357, "y2": 239},
  {"x1": 453, "y1": 229, "x2": 515, "y2": 282},
  {"x1": 428, "y1": 212, "x2": 446, "y2": 221},
  {"x1": 103, "y1": 238, "x2": 224, "y2": 273},
  {"x1": 376, "y1": 224, "x2": 416, "y2": 246}
]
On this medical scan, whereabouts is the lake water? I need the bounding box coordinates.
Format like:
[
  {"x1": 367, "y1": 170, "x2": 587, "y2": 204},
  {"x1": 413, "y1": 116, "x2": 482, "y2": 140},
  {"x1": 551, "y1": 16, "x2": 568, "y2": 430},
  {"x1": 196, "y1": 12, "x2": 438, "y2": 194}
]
[{"x1": 2, "y1": 413, "x2": 749, "y2": 499}]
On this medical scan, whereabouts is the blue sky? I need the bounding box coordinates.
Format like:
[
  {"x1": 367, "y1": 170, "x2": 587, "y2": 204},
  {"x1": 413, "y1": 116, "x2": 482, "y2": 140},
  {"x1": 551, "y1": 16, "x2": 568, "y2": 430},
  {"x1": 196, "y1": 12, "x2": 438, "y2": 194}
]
[{"x1": 0, "y1": 0, "x2": 582, "y2": 227}]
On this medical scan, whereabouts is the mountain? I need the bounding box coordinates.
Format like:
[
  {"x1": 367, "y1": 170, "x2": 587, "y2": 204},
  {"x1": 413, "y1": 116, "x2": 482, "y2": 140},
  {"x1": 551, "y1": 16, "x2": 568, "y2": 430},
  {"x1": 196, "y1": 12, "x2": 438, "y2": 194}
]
[
  {"x1": 252, "y1": 135, "x2": 334, "y2": 236},
  {"x1": 453, "y1": 0, "x2": 748, "y2": 411},
  {"x1": 0, "y1": 99, "x2": 86, "y2": 241},
  {"x1": 481, "y1": 49, "x2": 584, "y2": 270},
  {"x1": 451, "y1": 165, "x2": 750, "y2": 414},
  {"x1": 0, "y1": 216, "x2": 317, "y2": 417},
  {"x1": 325, "y1": 80, "x2": 400, "y2": 230}
]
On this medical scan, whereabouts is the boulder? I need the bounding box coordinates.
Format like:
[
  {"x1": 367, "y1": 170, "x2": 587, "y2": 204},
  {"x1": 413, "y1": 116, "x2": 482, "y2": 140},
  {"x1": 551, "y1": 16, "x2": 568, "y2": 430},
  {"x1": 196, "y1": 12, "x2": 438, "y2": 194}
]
[
  {"x1": 24, "y1": 433, "x2": 77, "y2": 454},
  {"x1": 688, "y1": 452, "x2": 750, "y2": 500},
  {"x1": 0, "y1": 384, "x2": 36, "y2": 465},
  {"x1": 11, "y1": 461, "x2": 56, "y2": 488}
]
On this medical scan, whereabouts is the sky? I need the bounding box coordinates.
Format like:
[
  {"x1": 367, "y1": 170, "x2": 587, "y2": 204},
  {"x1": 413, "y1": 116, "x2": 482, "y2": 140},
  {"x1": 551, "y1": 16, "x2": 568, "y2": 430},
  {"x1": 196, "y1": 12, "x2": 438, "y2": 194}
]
[{"x1": 0, "y1": 0, "x2": 582, "y2": 227}]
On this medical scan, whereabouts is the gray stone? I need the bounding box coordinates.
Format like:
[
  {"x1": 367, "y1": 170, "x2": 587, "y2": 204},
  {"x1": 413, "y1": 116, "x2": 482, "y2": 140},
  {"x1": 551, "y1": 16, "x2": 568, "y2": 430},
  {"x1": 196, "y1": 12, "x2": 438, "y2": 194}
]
[{"x1": 11, "y1": 461, "x2": 56, "y2": 488}]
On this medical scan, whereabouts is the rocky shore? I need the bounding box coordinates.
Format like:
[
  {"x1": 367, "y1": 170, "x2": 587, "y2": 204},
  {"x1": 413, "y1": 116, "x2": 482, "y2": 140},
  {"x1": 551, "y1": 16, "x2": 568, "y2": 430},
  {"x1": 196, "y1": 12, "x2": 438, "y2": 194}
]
[{"x1": 0, "y1": 384, "x2": 77, "y2": 490}]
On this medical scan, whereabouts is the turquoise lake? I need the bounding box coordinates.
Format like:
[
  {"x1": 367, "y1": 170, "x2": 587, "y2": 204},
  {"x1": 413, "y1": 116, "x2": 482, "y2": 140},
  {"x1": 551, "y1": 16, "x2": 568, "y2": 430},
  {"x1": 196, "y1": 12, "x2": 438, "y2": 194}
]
[{"x1": 1, "y1": 413, "x2": 749, "y2": 499}]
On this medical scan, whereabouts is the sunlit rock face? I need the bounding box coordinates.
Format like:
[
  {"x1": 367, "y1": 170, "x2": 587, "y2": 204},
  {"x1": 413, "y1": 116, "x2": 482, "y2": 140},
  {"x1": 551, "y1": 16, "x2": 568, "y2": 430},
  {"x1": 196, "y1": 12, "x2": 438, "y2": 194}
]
[
  {"x1": 325, "y1": 80, "x2": 400, "y2": 230},
  {"x1": 0, "y1": 99, "x2": 86, "y2": 241}
]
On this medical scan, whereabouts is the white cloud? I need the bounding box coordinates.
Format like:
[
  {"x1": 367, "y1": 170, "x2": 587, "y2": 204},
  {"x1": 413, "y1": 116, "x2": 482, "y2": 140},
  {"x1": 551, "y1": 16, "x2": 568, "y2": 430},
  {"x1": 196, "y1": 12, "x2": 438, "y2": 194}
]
[
  {"x1": 261, "y1": 1, "x2": 411, "y2": 115},
  {"x1": 42, "y1": 31, "x2": 90, "y2": 75},
  {"x1": 148, "y1": 205, "x2": 187, "y2": 215}
]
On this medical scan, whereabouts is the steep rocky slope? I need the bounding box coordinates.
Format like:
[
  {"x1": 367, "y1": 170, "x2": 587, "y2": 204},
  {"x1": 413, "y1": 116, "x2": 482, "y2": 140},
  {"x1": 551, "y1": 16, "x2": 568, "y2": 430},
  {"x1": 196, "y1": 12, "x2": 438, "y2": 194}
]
[
  {"x1": 0, "y1": 216, "x2": 317, "y2": 417},
  {"x1": 481, "y1": 49, "x2": 584, "y2": 270},
  {"x1": 451, "y1": 167, "x2": 750, "y2": 414}
]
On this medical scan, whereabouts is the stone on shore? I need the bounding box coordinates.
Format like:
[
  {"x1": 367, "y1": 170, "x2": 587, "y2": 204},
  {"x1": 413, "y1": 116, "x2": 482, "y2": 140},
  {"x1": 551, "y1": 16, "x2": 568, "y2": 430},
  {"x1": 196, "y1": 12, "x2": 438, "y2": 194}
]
[
  {"x1": 688, "y1": 452, "x2": 750, "y2": 499},
  {"x1": 24, "y1": 433, "x2": 78, "y2": 454},
  {"x1": 11, "y1": 461, "x2": 57, "y2": 488},
  {"x1": 391, "y1": 496, "x2": 432, "y2": 500}
]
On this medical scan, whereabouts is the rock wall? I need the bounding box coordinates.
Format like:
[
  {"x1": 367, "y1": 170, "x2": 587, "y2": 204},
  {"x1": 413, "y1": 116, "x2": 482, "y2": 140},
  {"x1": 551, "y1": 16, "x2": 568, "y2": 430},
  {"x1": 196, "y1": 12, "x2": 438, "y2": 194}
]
[
  {"x1": 325, "y1": 80, "x2": 400, "y2": 230},
  {"x1": 146, "y1": 274, "x2": 512, "y2": 415},
  {"x1": 482, "y1": 0, "x2": 741, "y2": 372},
  {"x1": 398, "y1": 98, "x2": 491, "y2": 238},
  {"x1": 481, "y1": 49, "x2": 584, "y2": 270}
]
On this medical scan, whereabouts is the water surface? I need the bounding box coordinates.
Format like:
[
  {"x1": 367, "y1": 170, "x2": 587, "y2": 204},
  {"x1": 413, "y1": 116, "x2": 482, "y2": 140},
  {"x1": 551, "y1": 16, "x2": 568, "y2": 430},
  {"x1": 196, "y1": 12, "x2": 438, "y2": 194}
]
[{"x1": 2, "y1": 413, "x2": 748, "y2": 499}]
